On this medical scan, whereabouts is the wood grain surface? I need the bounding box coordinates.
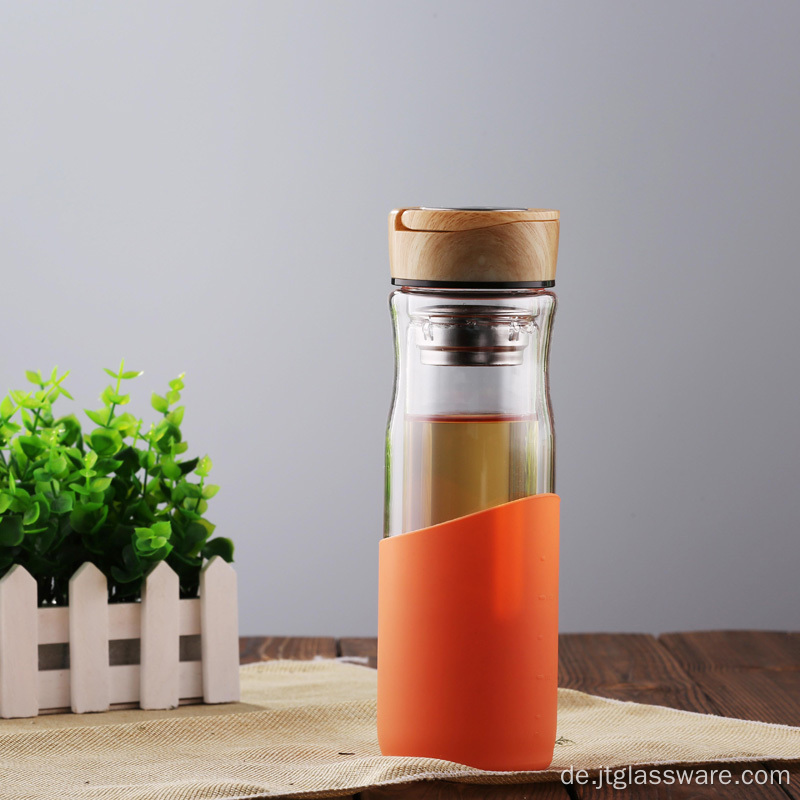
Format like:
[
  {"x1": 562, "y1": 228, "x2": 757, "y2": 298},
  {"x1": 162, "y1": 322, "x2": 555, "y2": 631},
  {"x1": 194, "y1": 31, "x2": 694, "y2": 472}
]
[
  {"x1": 239, "y1": 635, "x2": 337, "y2": 663},
  {"x1": 388, "y1": 208, "x2": 559, "y2": 284},
  {"x1": 659, "y1": 631, "x2": 800, "y2": 800},
  {"x1": 338, "y1": 637, "x2": 378, "y2": 669}
]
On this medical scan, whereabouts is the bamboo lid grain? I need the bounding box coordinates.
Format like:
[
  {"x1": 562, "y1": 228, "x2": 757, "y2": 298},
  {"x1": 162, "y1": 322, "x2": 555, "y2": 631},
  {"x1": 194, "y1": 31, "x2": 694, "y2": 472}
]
[{"x1": 389, "y1": 207, "x2": 559, "y2": 287}]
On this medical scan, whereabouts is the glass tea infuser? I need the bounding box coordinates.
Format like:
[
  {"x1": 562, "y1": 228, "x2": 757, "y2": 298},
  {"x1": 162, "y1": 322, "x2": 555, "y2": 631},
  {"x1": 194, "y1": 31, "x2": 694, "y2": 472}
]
[{"x1": 378, "y1": 207, "x2": 561, "y2": 770}]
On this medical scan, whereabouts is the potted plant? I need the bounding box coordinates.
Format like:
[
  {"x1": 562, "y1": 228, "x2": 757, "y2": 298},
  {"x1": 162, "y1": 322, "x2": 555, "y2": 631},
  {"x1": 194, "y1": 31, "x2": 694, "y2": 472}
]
[{"x1": 0, "y1": 363, "x2": 239, "y2": 717}]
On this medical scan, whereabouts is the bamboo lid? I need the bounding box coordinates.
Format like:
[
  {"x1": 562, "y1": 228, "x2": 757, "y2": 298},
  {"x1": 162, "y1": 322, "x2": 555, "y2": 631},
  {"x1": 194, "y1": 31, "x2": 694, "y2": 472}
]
[{"x1": 389, "y1": 207, "x2": 559, "y2": 287}]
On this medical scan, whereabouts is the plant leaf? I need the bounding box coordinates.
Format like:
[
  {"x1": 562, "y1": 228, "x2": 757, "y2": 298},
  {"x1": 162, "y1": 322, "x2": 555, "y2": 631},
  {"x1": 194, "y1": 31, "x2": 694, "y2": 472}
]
[
  {"x1": 0, "y1": 516, "x2": 24, "y2": 546},
  {"x1": 161, "y1": 457, "x2": 181, "y2": 481},
  {"x1": 151, "y1": 394, "x2": 169, "y2": 414},
  {"x1": 178, "y1": 457, "x2": 198, "y2": 476},
  {"x1": 195, "y1": 456, "x2": 212, "y2": 478},
  {"x1": 202, "y1": 537, "x2": 234, "y2": 562},
  {"x1": 89, "y1": 428, "x2": 122, "y2": 456},
  {"x1": 111, "y1": 565, "x2": 142, "y2": 584},
  {"x1": 166, "y1": 406, "x2": 185, "y2": 426},
  {"x1": 85, "y1": 408, "x2": 111, "y2": 427},
  {"x1": 151, "y1": 520, "x2": 171, "y2": 539},
  {"x1": 48, "y1": 454, "x2": 67, "y2": 475},
  {"x1": 181, "y1": 522, "x2": 209, "y2": 557},
  {"x1": 51, "y1": 493, "x2": 74, "y2": 514},
  {"x1": 23, "y1": 502, "x2": 40, "y2": 526},
  {"x1": 17, "y1": 435, "x2": 47, "y2": 458},
  {"x1": 1, "y1": 395, "x2": 15, "y2": 418}
]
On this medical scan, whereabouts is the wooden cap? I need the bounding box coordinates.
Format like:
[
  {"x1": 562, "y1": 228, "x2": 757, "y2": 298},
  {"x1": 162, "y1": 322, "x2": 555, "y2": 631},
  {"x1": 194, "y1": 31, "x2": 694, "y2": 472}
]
[{"x1": 389, "y1": 207, "x2": 559, "y2": 286}]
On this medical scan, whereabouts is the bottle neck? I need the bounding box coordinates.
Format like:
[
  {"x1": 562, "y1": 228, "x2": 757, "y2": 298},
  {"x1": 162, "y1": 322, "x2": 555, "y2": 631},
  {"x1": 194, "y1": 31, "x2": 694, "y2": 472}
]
[{"x1": 390, "y1": 287, "x2": 556, "y2": 417}]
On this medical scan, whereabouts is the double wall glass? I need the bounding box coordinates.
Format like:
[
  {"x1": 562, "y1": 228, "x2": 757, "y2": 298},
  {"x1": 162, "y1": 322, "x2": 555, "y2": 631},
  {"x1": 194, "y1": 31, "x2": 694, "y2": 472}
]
[{"x1": 384, "y1": 287, "x2": 556, "y2": 537}]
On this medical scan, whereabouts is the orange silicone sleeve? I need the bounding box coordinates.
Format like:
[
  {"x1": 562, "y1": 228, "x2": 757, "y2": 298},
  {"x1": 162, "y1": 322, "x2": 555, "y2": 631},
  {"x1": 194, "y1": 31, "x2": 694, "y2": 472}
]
[{"x1": 377, "y1": 493, "x2": 560, "y2": 771}]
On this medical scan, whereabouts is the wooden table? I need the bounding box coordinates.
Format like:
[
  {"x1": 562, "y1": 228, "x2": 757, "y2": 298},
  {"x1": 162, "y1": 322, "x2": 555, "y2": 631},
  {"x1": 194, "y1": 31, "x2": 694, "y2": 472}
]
[{"x1": 239, "y1": 631, "x2": 800, "y2": 799}]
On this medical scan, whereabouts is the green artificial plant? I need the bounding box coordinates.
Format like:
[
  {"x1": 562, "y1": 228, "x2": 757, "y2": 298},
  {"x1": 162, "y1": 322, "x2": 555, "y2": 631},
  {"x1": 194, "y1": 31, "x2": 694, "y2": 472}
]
[{"x1": 0, "y1": 363, "x2": 232, "y2": 605}]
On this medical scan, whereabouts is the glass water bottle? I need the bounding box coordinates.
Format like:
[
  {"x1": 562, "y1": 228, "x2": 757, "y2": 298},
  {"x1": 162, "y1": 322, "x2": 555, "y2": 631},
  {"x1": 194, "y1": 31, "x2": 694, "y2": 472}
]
[{"x1": 378, "y1": 207, "x2": 561, "y2": 771}]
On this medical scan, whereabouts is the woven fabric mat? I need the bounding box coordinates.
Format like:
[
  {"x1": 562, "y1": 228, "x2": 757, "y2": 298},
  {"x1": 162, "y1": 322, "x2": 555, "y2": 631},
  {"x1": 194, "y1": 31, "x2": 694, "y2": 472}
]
[{"x1": 1, "y1": 660, "x2": 798, "y2": 799}]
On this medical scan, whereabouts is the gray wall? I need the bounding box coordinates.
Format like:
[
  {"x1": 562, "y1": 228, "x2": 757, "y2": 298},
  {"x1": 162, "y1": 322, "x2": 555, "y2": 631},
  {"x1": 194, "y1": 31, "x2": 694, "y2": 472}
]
[{"x1": 1, "y1": 1, "x2": 797, "y2": 636}]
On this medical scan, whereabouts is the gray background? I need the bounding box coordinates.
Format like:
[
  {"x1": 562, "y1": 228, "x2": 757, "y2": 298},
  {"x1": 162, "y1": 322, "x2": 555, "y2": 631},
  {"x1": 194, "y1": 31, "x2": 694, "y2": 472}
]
[{"x1": 1, "y1": 1, "x2": 797, "y2": 636}]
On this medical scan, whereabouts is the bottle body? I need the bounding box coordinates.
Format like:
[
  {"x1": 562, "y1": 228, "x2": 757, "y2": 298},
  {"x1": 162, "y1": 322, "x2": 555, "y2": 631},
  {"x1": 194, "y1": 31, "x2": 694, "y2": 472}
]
[
  {"x1": 378, "y1": 286, "x2": 560, "y2": 770},
  {"x1": 384, "y1": 287, "x2": 556, "y2": 536}
]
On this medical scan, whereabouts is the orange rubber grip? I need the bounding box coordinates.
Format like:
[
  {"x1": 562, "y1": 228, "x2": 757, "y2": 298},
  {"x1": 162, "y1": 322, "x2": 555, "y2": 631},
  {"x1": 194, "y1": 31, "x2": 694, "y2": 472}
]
[{"x1": 378, "y1": 493, "x2": 560, "y2": 771}]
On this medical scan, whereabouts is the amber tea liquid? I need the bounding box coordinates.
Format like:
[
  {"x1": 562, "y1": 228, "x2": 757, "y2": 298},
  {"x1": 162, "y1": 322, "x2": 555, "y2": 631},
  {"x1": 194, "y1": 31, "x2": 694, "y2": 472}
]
[{"x1": 402, "y1": 413, "x2": 540, "y2": 532}]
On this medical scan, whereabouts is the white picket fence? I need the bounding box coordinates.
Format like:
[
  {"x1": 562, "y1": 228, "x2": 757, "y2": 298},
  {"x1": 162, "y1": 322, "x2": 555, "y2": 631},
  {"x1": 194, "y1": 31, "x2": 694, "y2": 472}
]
[{"x1": 0, "y1": 556, "x2": 240, "y2": 718}]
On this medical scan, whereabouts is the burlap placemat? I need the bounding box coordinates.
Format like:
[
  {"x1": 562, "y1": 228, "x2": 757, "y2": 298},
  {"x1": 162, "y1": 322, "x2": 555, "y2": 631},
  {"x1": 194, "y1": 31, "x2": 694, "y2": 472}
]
[{"x1": 0, "y1": 660, "x2": 798, "y2": 799}]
